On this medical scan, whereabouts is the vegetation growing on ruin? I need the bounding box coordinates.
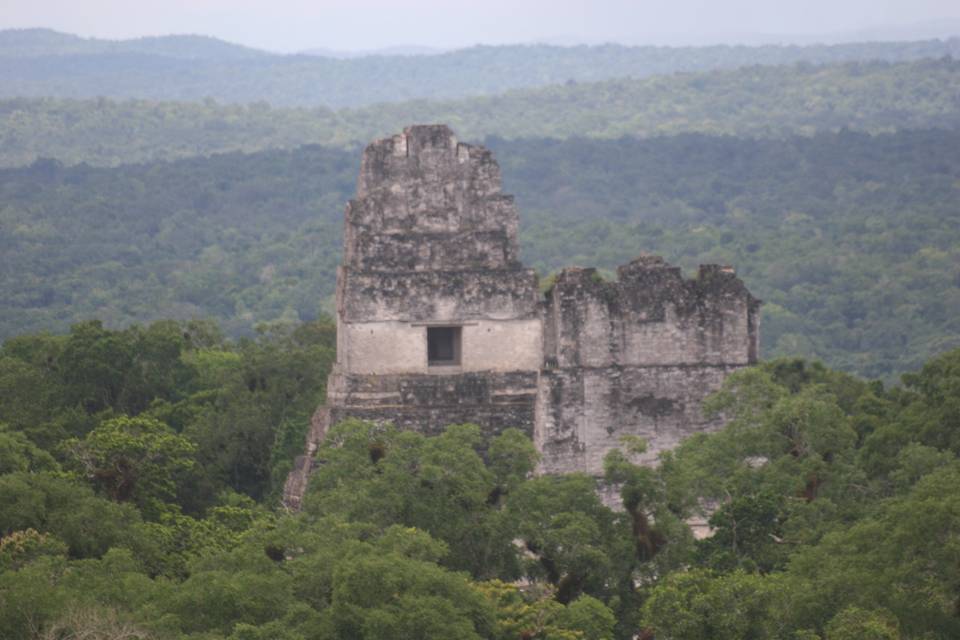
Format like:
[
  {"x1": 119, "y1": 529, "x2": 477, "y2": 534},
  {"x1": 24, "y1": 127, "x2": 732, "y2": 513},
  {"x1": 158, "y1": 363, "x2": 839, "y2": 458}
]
[{"x1": 1, "y1": 316, "x2": 959, "y2": 639}]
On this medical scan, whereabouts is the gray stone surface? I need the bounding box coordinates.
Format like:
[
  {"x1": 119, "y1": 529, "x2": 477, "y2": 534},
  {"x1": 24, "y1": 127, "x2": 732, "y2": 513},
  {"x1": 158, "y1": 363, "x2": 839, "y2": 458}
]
[
  {"x1": 535, "y1": 258, "x2": 759, "y2": 475},
  {"x1": 282, "y1": 125, "x2": 760, "y2": 510},
  {"x1": 344, "y1": 125, "x2": 521, "y2": 272}
]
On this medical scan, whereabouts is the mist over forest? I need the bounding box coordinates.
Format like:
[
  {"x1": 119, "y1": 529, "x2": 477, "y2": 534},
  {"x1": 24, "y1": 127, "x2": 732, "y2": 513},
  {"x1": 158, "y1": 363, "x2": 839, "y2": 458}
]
[
  {"x1": 1, "y1": 18, "x2": 960, "y2": 640},
  {"x1": 2, "y1": 28, "x2": 959, "y2": 107}
]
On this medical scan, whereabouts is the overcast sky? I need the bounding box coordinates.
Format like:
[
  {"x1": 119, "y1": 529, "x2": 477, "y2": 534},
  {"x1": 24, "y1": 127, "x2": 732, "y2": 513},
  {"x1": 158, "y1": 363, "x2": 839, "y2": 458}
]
[{"x1": 3, "y1": 0, "x2": 960, "y2": 53}]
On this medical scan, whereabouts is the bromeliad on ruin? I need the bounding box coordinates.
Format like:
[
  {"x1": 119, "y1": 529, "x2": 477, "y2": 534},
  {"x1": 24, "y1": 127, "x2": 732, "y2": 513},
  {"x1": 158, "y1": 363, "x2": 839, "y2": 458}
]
[{"x1": 283, "y1": 125, "x2": 760, "y2": 509}]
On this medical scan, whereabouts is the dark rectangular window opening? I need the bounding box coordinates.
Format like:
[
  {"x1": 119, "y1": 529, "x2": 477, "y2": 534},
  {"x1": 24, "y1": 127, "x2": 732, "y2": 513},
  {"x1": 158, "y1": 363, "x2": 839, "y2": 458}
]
[{"x1": 427, "y1": 326, "x2": 461, "y2": 366}]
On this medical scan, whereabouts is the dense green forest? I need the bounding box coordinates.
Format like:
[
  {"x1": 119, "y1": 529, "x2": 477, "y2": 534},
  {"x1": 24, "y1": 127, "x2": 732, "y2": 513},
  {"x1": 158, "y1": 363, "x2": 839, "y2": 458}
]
[
  {"x1": 2, "y1": 24, "x2": 960, "y2": 639},
  {"x1": 1, "y1": 313, "x2": 959, "y2": 639},
  {"x1": 498, "y1": 132, "x2": 960, "y2": 379},
  {"x1": 3, "y1": 58, "x2": 960, "y2": 167},
  {"x1": 3, "y1": 130, "x2": 957, "y2": 380},
  {"x1": 2, "y1": 29, "x2": 957, "y2": 108},
  {"x1": 0, "y1": 146, "x2": 356, "y2": 338}
]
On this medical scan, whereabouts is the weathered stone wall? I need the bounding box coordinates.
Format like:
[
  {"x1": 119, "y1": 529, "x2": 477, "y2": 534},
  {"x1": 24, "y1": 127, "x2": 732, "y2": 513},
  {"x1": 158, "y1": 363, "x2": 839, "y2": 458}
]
[
  {"x1": 336, "y1": 124, "x2": 542, "y2": 377},
  {"x1": 542, "y1": 257, "x2": 759, "y2": 369},
  {"x1": 338, "y1": 268, "x2": 540, "y2": 322},
  {"x1": 344, "y1": 126, "x2": 521, "y2": 272},
  {"x1": 326, "y1": 371, "x2": 537, "y2": 437},
  {"x1": 284, "y1": 125, "x2": 543, "y2": 509},
  {"x1": 535, "y1": 256, "x2": 760, "y2": 475},
  {"x1": 283, "y1": 124, "x2": 762, "y2": 511},
  {"x1": 535, "y1": 365, "x2": 740, "y2": 474}
]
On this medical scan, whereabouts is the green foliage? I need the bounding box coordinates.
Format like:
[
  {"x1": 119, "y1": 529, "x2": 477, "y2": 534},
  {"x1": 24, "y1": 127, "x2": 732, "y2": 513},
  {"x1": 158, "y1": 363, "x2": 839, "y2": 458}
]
[
  {"x1": 133, "y1": 519, "x2": 504, "y2": 640},
  {"x1": 663, "y1": 365, "x2": 865, "y2": 525},
  {"x1": 184, "y1": 321, "x2": 335, "y2": 501},
  {"x1": 508, "y1": 473, "x2": 635, "y2": 604},
  {"x1": 65, "y1": 415, "x2": 196, "y2": 518},
  {"x1": 781, "y1": 465, "x2": 960, "y2": 638},
  {"x1": 694, "y1": 491, "x2": 787, "y2": 573},
  {"x1": 0, "y1": 548, "x2": 159, "y2": 640},
  {"x1": 825, "y1": 607, "x2": 902, "y2": 640},
  {"x1": 480, "y1": 580, "x2": 616, "y2": 640},
  {"x1": 0, "y1": 528, "x2": 67, "y2": 571},
  {"x1": 2, "y1": 316, "x2": 960, "y2": 639},
  {"x1": 0, "y1": 317, "x2": 335, "y2": 508},
  {"x1": 0, "y1": 423, "x2": 58, "y2": 473},
  {"x1": 641, "y1": 569, "x2": 776, "y2": 640},
  {"x1": 302, "y1": 419, "x2": 668, "y2": 628},
  {"x1": 646, "y1": 351, "x2": 960, "y2": 639},
  {"x1": 304, "y1": 421, "x2": 535, "y2": 579},
  {"x1": 3, "y1": 59, "x2": 960, "y2": 166},
  {"x1": 898, "y1": 348, "x2": 960, "y2": 453},
  {"x1": 555, "y1": 595, "x2": 617, "y2": 640},
  {"x1": 603, "y1": 446, "x2": 691, "y2": 574},
  {"x1": 0, "y1": 472, "x2": 142, "y2": 558},
  {"x1": 0, "y1": 148, "x2": 353, "y2": 338},
  {"x1": 57, "y1": 320, "x2": 193, "y2": 415},
  {"x1": 487, "y1": 425, "x2": 539, "y2": 491},
  {"x1": 4, "y1": 129, "x2": 958, "y2": 379}
]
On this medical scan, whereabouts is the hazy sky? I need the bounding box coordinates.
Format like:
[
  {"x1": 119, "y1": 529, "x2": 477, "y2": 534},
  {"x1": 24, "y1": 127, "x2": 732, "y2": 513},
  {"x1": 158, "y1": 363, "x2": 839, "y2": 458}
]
[{"x1": 3, "y1": 0, "x2": 960, "y2": 52}]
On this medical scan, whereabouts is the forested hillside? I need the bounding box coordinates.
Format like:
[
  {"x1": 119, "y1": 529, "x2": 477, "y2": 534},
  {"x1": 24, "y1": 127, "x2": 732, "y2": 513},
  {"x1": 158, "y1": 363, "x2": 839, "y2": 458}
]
[
  {"x1": 2, "y1": 19, "x2": 960, "y2": 639},
  {"x1": 1, "y1": 28, "x2": 957, "y2": 107},
  {"x1": 498, "y1": 132, "x2": 960, "y2": 379},
  {"x1": 3, "y1": 58, "x2": 960, "y2": 167},
  {"x1": 2, "y1": 312, "x2": 960, "y2": 639},
  {"x1": 0, "y1": 146, "x2": 356, "y2": 337},
  {"x1": 0, "y1": 28, "x2": 268, "y2": 60},
  {"x1": 2, "y1": 130, "x2": 958, "y2": 380}
]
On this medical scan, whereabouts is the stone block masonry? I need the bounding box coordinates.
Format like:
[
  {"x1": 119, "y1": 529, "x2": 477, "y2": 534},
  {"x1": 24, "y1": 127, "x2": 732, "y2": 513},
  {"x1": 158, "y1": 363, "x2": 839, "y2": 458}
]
[
  {"x1": 536, "y1": 260, "x2": 760, "y2": 475},
  {"x1": 283, "y1": 125, "x2": 760, "y2": 510}
]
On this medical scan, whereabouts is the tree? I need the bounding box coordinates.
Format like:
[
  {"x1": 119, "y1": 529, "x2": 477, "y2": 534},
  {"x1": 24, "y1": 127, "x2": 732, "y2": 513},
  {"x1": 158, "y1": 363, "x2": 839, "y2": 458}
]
[
  {"x1": 825, "y1": 607, "x2": 901, "y2": 640},
  {"x1": 663, "y1": 363, "x2": 867, "y2": 554},
  {"x1": 0, "y1": 352, "x2": 60, "y2": 433},
  {"x1": 0, "y1": 528, "x2": 67, "y2": 571},
  {"x1": 899, "y1": 348, "x2": 960, "y2": 453},
  {"x1": 0, "y1": 472, "x2": 141, "y2": 558},
  {"x1": 640, "y1": 569, "x2": 776, "y2": 640},
  {"x1": 694, "y1": 491, "x2": 787, "y2": 573},
  {"x1": 603, "y1": 438, "x2": 691, "y2": 572},
  {"x1": 37, "y1": 607, "x2": 151, "y2": 640},
  {"x1": 304, "y1": 421, "x2": 534, "y2": 579},
  {"x1": 58, "y1": 321, "x2": 136, "y2": 414},
  {"x1": 0, "y1": 423, "x2": 58, "y2": 474},
  {"x1": 479, "y1": 579, "x2": 617, "y2": 640},
  {"x1": 508, "y1": 473, "x2": 633, "y2": 604},
  {"x1": 782, "y1": 465, "x2": 960, "y2": 638},
  {"x1": 185, "y1": 318, "x2": 335, "y2": 501},
  {"x1": 66, "y1": 415, "x2": 196, "y2": 518}
]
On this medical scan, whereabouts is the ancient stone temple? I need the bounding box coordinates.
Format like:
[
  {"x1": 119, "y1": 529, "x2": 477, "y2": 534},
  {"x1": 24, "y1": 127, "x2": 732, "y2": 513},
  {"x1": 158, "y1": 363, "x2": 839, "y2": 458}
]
[{"x1": 283, "y1": 125, "x2": 760, "y2": 509}]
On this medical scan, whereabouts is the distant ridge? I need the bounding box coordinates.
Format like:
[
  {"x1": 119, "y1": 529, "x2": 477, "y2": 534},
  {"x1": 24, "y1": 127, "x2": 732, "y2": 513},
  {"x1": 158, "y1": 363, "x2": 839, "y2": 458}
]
[
  {"x1": 1, "y1": 28, "x2": 958, "y2": 108},
  {"x1": 299, "y1": 45, "x2": 448, "y2": 59},
  {"x1": 1, "y1": 59, "x2": 958, "y2": 168},
  {"x1": 0, "y1": 28, "x2": 270, "y2": 60}
]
